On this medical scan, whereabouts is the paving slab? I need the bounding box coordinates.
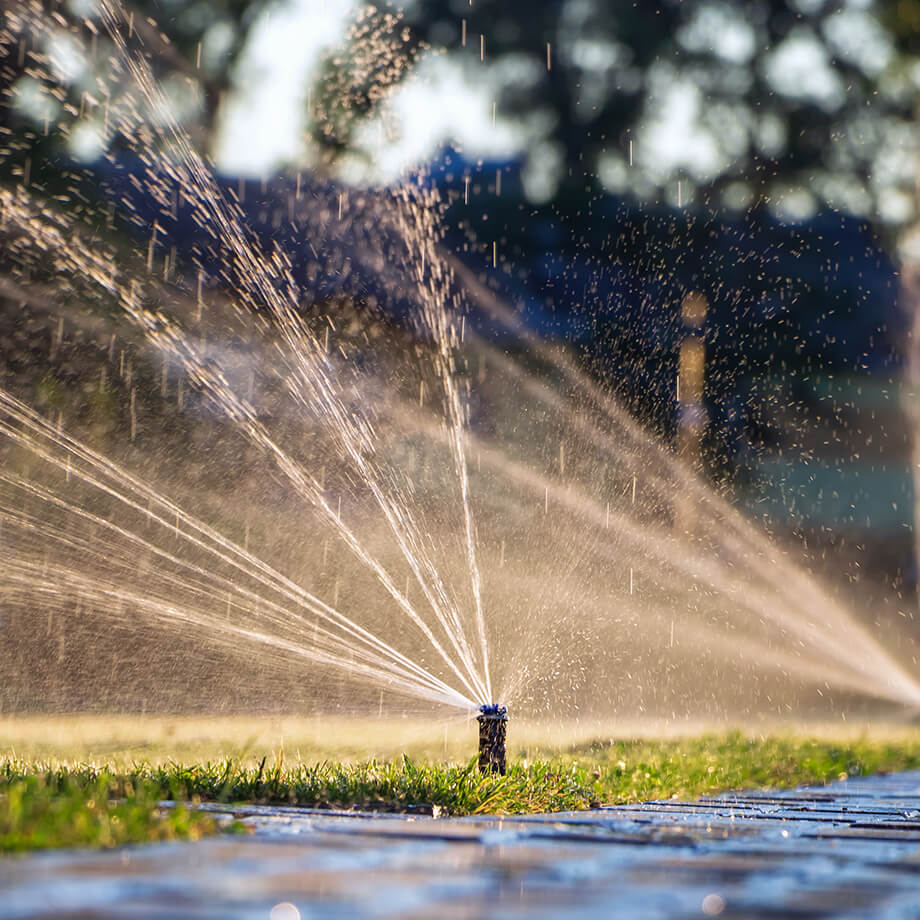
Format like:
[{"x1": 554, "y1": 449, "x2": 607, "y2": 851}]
[{"x1": 5, "y1": 771, "x2": 920, "y2": 918}]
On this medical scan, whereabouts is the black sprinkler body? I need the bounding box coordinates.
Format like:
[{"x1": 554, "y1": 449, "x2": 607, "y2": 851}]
[{"x1": 477, "y1": 704, "x2": 508, "y2": 774}]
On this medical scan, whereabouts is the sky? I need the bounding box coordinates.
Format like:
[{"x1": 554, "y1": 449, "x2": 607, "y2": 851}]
[
  {"x1": 214, "y1": 0, "x2": 523, "y2": 183},
  {"x1": 215, "y1": 0, "x2": 355, "y2": 176}
]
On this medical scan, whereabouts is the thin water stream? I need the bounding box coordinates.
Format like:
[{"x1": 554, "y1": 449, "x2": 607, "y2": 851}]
[{"x1": 0, "y1": 0, "x2": 918, "y2": 724}]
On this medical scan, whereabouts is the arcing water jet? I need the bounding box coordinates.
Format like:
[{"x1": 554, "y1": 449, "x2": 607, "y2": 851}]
[{"x1": 2, "y1": 0, "x2": 920, "y2": 735}]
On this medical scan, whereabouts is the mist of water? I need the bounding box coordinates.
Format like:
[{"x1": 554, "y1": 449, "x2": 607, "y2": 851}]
[{"x1": 0, "y1": 0, "x2": 918, "y2": 725}]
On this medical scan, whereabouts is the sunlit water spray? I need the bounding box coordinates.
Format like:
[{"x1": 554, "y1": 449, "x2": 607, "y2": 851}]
[{"x1": 1, "y1": 0, "x2": 919, "y2": 729}]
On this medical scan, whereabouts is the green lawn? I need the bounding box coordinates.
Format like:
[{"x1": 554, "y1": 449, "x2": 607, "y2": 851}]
[
  {"x1": 4, "y1": 732, "x2": 920, "y2": 851},
  {"x1": 0, "y1": 765, "x2": 217, "y2": 852}
]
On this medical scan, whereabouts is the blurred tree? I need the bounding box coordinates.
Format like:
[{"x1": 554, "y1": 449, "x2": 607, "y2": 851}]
[
  {"x1": 116, "y1": 0, "x2": 271, "y2": 125},
  {"x1": 2, "y1": 0, "x2": 916, "y2": 229},
  {"x1": 312, "y1": 0, "x2": 917, "y2": 229},
  {"x1": 0, "y1": 0, "x2": 272, "y2": 169},
  {"x1": 308, "y1": 6, "x2": 426, "y2": 163}
]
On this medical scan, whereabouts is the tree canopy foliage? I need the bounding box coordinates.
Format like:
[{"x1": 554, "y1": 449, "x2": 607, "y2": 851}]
[
  {"x1": 2, "y1": 0, "x2": 917, "y2": 229},
  {"x1": 376, "y1": 0, "x2": 918, "y2": 226}
]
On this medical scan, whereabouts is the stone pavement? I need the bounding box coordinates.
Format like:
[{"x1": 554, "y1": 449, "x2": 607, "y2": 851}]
[{"x1": 6, "y1": 771, "x2": 920, "y2": 918}]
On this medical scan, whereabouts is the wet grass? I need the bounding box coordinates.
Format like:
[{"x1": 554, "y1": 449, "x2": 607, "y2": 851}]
[
  {"x1": 3, "y1": 732, "x2": 920, "y2": 851},
  {"x1": 0, "y1": 764, "x2": 217, "y2": 852},
  {"x1": 576, "y1": 733, "x2": 920, "y2": 802}
]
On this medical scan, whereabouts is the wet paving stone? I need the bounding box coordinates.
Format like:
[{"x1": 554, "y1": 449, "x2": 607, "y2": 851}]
[{"x1": 6, "y1": 771, "x2": 920, "y2": 918}]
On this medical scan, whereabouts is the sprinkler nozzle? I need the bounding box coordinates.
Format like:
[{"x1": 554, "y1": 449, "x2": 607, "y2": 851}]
[{"x1": 477, "y1": 704, "x2": 508, "y2": 775}]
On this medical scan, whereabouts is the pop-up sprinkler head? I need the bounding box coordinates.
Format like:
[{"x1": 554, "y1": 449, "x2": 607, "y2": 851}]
[{"x1": 477, "y1": 704, "x2": 508, "y2": 775}]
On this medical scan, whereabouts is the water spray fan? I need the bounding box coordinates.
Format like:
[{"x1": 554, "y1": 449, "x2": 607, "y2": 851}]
[{"x1": 477, "y1": 704, "x2": 508, "y2": 774}]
